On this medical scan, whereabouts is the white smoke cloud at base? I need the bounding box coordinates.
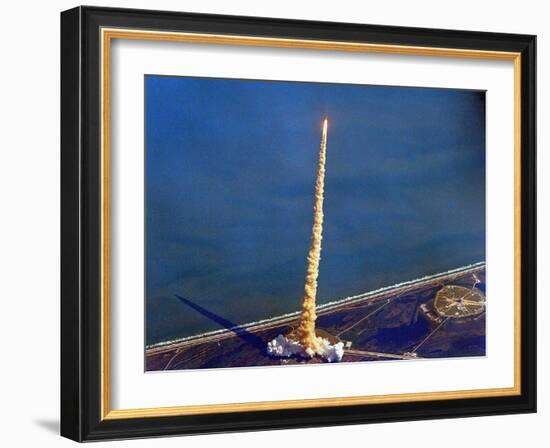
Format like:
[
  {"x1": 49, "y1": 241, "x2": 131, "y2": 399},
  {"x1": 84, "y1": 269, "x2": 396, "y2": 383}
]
[{"x1": 266, "y1": 334, "x2": 344, "y2": 363}]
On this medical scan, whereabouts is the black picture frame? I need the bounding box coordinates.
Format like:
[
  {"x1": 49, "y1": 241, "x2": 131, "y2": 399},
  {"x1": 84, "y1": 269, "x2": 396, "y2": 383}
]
[{"x1": 61, "y1": 5, "x2": 536, "y2": 442}]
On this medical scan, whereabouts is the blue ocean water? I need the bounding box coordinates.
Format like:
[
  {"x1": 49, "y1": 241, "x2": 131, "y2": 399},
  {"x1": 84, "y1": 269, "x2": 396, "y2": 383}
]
[{"x1": 145, "y1": 76, "x2": 486, "y2": 346}]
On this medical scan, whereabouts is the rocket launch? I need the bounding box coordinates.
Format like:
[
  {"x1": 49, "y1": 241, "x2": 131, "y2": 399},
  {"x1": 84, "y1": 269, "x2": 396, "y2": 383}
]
[
  {"x1": 266, "y1": 118, "x2": 343, "y2": 362},
  {"x1": 296, "y1": 118, "x2": 328, "y2": 354}
]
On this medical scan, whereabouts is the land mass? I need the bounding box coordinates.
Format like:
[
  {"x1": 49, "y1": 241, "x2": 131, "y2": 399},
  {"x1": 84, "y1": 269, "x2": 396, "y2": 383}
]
[{"x1": 146, "y1": 263, "x2": 486, "y2": 371}]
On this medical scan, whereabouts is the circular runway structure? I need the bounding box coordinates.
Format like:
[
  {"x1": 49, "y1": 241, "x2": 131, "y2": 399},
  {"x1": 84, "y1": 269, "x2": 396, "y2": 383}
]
[{"x1": 434, "y1": 285, "x2": 485, "y2": 318}]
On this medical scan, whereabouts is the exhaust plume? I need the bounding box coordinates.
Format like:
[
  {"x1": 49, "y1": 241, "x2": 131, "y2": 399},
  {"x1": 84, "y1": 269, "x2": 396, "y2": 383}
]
[
  {"x1": 296, "y1": 118, "x2": 328, "y2": 354},
  {"x1": 266, "y1": 118, "x2": 343, "y2": 362}
]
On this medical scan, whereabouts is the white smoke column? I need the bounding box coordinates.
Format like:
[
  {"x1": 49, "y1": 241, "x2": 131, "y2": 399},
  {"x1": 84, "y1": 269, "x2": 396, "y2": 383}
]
[{"x1": 296, "y1": 118, "x2": 328, "y2": 354}]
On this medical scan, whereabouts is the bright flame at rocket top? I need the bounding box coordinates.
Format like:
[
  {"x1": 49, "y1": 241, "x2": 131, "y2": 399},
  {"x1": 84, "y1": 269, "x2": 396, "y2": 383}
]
[{"x1": 296, "y1": 117, "x2": 329, "y2": 354}]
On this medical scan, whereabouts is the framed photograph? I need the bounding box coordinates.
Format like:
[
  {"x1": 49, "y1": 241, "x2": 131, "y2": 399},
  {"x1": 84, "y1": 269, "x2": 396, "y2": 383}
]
[{"x1": 60, "y1": 6, "x2": 536, "y2": 441}]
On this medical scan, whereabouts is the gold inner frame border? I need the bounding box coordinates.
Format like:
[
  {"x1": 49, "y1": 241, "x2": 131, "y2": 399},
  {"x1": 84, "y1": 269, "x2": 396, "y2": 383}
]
[{"x1": 99, "y1": 27, "x2": 522, "y2": 421}]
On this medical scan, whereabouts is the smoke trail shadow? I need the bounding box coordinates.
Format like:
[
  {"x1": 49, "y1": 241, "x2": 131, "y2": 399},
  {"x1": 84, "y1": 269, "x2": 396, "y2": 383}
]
[{"x1": 175, "y1": 295, "x2": 266, "y2": 352}]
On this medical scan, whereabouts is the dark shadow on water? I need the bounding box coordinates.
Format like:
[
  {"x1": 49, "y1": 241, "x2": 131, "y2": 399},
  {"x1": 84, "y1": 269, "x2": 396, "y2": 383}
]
[
  {"x1": 175, "y1": 295, "x2": 266, "y2": 351},
  {"x1": 34, "y1": 419, "x2": 59, "y2": 434}
]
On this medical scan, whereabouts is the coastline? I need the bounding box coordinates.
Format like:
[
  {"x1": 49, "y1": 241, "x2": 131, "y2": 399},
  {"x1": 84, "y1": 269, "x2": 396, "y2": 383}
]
[{"x1": 146, "y1": 261, "x2": 485, "y2": 356}]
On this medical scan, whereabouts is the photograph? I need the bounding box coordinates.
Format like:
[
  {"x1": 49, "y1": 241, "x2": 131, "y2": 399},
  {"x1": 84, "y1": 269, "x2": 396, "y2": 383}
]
[{"x1": 144, "y1": 75, "x2": 487, "y2": 371}]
